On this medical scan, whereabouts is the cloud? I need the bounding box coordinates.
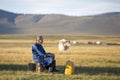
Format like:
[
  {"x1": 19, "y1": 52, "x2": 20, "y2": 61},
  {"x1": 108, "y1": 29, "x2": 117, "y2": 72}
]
[
  {"x1": 19, "y1": 0, "x2": 120, "y2": 16},
  {"x1": 13, "y1": 0, "x2": 38, "y2": 2},
  {"x1": 0, "y1": 0, "x2": 120, "y2": 16}
]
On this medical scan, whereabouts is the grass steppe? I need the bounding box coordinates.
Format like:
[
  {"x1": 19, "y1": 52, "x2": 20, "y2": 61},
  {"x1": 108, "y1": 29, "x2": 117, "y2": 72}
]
[{"x1": 0, "y1": 35, "x2": 120, "y2": 80}]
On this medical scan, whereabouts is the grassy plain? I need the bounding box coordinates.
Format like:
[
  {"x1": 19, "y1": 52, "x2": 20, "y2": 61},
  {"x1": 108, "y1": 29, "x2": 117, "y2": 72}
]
[{"x1": 0, "y1": 35, "x2": 120, "y2": 80}]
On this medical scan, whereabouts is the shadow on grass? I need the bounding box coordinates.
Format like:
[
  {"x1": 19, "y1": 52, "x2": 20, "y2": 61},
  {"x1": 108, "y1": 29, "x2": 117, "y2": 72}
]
[
  {"x1": 0, "y1": 64, "x2": 28, "y2": 71},
  {"x1": 57, "y1": 66, "x2": 120, "y2": 75},
  {"x1": 0, "y1": 64, "x2": 120, "y2": 75}
]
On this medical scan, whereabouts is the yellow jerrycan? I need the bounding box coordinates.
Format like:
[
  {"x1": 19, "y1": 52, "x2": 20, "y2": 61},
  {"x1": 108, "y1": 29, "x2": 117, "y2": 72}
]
[{"x1": 64, "y1": 60, "x2": 74, "y2": 75}]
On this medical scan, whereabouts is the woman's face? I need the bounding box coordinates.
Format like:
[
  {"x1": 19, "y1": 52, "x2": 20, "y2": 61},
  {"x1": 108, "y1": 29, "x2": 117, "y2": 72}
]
[{"x1": 38, "y1": 39, "x2": 43, "y2": 44}]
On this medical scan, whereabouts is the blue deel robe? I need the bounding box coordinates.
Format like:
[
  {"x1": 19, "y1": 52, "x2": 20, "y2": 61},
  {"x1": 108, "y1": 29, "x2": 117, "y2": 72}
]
[{"x1": 32, "y1": 43, "x2": 54, "y2": 67}]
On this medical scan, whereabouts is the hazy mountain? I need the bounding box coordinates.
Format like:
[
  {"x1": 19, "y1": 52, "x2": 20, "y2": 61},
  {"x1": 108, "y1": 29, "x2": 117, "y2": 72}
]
[{"x1": 0, "y1": 9, "x2": 120, "y2": 35}]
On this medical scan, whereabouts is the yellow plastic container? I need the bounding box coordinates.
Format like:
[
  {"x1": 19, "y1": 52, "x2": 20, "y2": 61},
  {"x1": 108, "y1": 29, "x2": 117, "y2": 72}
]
[{"x1": 64, "y1": 60, "x2": 74, "y2": 75}]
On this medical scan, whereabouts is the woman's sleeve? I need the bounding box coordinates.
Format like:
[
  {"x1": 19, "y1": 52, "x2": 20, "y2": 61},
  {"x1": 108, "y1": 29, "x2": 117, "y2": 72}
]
[{"x1": 32, "y1": 45, "x2": 44, "y2": 56}]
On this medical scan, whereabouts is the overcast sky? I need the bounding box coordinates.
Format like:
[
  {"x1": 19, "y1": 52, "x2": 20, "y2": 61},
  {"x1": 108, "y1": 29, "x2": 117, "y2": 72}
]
[{"x1": 0, "y1": 0, "x2": 120, "y2": 16}]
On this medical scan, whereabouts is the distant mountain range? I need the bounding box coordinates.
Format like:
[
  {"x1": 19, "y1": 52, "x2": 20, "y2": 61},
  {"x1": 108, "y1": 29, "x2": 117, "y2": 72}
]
[{"x1": 0, "y1": 9, "x2": 120, "y2": 35}]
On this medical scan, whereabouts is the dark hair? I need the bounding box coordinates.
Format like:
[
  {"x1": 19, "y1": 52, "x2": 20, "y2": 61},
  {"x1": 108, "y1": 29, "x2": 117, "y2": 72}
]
[{"x1": 36, "y1": 36, "x2": 43, "y2": 40}]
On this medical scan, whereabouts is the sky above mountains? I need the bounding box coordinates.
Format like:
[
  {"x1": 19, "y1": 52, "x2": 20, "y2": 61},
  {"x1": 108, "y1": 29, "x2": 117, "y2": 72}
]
[{"x1": 0, "y1": 0, "x2": 120, "y2": 16}]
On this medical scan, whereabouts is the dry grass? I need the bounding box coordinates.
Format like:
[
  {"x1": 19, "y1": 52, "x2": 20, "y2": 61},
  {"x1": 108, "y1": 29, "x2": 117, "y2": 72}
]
[{"x1": 0, "y1": 35, "x2": 120, "y2": 80}]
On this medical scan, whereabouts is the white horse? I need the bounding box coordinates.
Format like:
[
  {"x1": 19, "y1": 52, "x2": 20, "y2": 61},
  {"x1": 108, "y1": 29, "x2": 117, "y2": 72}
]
[
  {"x1": 96, "y1": 41, "x2": 102, "y2": 45},
  {"x1": 58, "y1": 39, "x2": 70, "y2": 51}
]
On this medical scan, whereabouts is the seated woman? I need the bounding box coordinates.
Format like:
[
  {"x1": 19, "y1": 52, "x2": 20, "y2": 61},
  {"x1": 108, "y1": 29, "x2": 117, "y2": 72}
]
[{"x1": 32, "y1": 36, "x2": 58, "y2": 72}]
